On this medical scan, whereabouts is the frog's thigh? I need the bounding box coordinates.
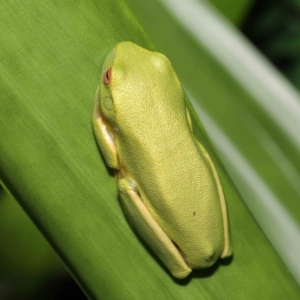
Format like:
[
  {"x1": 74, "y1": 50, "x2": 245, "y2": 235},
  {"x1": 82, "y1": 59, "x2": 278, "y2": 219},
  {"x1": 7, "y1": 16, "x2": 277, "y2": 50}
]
[
  {"x1": 93, "y1": 86, "x2": 119, "y2": 168},
  {"x1": 194, "y1": 140, "x2": 232, "y2": 258},
  {"x1": 118, "y1": 177, "x2": 191, "y2": 279}
]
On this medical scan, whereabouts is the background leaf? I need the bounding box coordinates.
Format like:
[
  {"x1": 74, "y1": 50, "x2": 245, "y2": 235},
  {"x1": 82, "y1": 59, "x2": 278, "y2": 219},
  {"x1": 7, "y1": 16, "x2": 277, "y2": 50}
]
[
  {"x1": 0, "y1": 187, "x2": 70, "y2": 299},
  {"x1": 243, "y1": 0, "x2": 300, "y2": 89}
]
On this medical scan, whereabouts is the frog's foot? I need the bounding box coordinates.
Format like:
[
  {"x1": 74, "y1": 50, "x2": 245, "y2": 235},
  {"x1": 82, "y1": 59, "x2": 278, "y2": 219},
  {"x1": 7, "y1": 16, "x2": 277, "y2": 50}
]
[{"x1": 117, "y1": 177, "x2": 192, "y2": 279}]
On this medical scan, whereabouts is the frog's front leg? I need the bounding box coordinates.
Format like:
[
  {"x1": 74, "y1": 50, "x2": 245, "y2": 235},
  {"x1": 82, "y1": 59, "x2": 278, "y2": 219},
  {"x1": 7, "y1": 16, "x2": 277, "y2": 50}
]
[
  {"x1": 93, "y1": 86, "x2": 119, "y2": 168},
  {"x1": 117, "y1": 177, "x2": 192, "y2": 279}
]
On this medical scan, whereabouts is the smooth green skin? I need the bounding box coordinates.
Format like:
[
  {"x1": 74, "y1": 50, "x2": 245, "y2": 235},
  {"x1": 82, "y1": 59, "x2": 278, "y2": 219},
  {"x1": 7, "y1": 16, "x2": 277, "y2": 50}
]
[{"x1": 93, "y1": 42, "x2": 232, "y2": 279}]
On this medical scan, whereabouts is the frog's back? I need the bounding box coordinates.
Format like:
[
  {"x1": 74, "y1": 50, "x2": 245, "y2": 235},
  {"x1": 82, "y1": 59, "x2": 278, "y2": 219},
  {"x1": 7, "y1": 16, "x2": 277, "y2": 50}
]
[
  {"x1": 121, "y1": 119, "x2": 226, "y2": 268},
  {"x1": 112, "y1": 42, "x2": 229, "y2": 267}
]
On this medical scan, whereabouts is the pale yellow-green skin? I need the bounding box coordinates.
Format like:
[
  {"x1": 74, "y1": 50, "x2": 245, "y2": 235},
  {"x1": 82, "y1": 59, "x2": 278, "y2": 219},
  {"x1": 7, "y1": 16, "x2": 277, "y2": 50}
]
[{"x1": 93, "y1": 41, "x2": 232, "y2": 279}]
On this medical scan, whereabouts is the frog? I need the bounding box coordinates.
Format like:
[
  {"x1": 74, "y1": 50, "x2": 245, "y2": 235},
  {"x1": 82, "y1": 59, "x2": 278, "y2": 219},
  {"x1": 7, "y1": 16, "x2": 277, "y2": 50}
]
[{"x1": 93, "y1": 41, "x2": 232, "y2": 279}]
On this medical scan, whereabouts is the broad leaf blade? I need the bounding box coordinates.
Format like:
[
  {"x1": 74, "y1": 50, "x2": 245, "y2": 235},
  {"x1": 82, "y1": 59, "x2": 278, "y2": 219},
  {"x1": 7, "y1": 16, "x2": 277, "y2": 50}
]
[{"x1": 0, "y1": 1, "x2": 299, "y2": 299}]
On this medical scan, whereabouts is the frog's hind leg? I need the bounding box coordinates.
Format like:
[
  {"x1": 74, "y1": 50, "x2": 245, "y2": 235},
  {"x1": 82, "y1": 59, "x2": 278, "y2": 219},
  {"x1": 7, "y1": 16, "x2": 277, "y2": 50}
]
[
  {"x1": 118, "y1": 177, "x2": 191, "y2": 279},
  {"x1": 194, "y1": 140, "x2": 232, "y2": 258},
  {"x1": 186, "y1": 108, "x2": 193, "y2": 132}
]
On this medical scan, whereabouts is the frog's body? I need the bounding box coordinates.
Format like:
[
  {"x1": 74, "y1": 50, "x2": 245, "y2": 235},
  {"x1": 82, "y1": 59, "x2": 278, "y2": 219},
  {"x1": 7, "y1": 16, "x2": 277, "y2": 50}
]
[{"x1": 93, "y1": 41, "x2": 232, "y2": 278}]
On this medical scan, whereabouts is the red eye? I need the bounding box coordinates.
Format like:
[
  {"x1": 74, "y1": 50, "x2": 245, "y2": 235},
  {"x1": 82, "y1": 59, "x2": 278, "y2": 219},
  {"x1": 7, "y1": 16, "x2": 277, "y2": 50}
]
[{"x1": 103, "y1": 68, "x2": 112, "y2": 85}]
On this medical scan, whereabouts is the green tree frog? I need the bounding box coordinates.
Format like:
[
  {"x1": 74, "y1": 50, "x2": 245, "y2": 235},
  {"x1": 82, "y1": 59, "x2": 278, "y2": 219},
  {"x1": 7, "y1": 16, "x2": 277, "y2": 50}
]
[{"x1": 93, "y1": 41, "x2": 232, "y2": 279}]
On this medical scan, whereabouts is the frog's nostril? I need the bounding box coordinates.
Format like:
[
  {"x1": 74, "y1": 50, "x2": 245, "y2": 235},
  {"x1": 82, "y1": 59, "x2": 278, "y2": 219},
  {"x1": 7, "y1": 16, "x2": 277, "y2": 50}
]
[{"x1": 205, "y1": 254, "x2": 214, "y2": 263}]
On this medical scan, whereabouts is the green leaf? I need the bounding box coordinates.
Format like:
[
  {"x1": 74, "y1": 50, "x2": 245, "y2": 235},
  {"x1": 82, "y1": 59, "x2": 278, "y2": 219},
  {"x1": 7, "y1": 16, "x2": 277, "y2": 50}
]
[
  {"x1": 0, "y1": 188, "x2": 65, "y2": 298},
  {"x1": 0, "y1": 1, "x2": 299, "y2": 299},
  {"x1": 209, "y1": 0, "x2": 254, "y2": 25}
]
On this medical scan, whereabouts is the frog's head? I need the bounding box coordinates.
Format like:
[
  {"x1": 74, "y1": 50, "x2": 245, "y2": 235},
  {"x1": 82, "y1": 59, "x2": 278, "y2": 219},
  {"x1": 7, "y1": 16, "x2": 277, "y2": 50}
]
[{"x1": 96, "y1": 41, "x2": 185, "y2": 138}]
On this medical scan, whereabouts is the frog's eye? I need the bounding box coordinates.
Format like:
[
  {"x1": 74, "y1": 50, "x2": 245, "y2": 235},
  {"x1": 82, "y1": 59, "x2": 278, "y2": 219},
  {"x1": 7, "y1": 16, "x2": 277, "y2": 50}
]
[{"x1": 103, "y1": 68, "x2": 112, "y2": 86}]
